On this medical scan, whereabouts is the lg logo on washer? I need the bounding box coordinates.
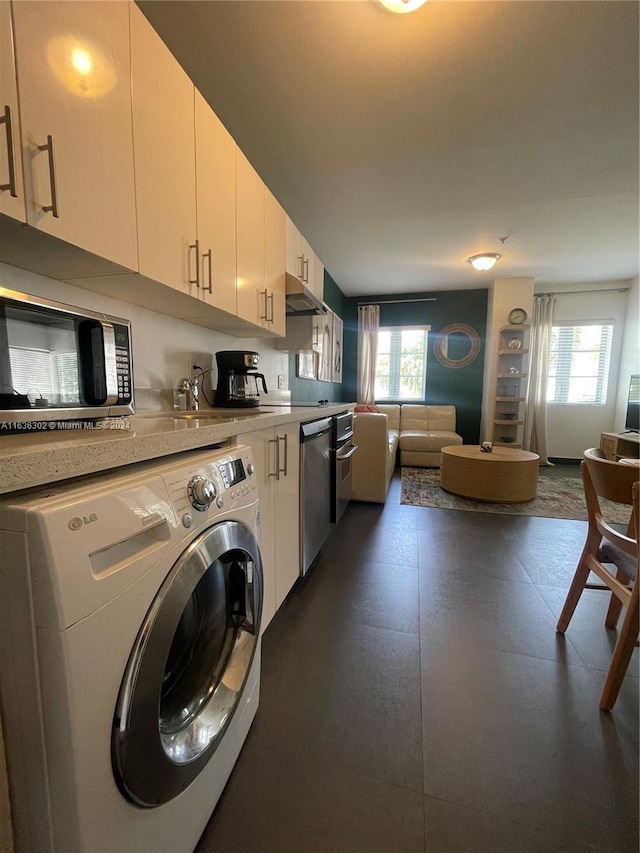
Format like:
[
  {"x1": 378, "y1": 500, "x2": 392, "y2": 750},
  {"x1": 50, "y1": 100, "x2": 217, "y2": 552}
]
[{"x1": 68, "y1": 513, "x2": 98, "y2": 531}]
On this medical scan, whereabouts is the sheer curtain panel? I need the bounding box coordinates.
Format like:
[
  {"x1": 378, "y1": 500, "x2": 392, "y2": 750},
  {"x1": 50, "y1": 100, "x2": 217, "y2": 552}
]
[
  {"x1": 357, "y1": 304, "x2": 380, "y2": 405},
  {"x1": 524, "y1": 294, "x2": 556, "y2": 465}
]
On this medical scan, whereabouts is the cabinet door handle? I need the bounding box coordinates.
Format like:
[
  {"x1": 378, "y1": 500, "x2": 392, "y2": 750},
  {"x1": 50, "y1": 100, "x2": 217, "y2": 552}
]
[
  {"x1": 313, "y1": 324, "x2": 319, "y2": 348},
  {"x1": 203, "y1": 248, "x2": 213, "y2": 293},
  {"x1": 278, "y1": 433, "x2": 288, "y2": 476},
  {"x1": 302, "y1": 257, "x2": 309, "y2": 284},
  {"x1": 188, "y1": 239, "x2": 200, "y2": 288},
  {"x1": 297, "y1": 254, "x2": 304, "y2": 280},
  {"x1": 0, "y1": 105, "x2": 17, "y2": 197},
  {"x1": 268, "y1": 436, "x2": 280, "y2": 480},
  {"x1": 267, "y1": 292, "x2": 274, "y2": 324},
  {"x1": 259, "y1": 288, "x2": 268, "y2": 321},
  {"x1": 37, "y1": 135, "x2": 59, "y2": 218}
]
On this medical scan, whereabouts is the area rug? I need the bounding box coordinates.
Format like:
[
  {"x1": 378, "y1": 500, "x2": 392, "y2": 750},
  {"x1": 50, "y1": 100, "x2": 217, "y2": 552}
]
[{"x1": 400, "y1": 467, "x2": 631, "y2": 522}]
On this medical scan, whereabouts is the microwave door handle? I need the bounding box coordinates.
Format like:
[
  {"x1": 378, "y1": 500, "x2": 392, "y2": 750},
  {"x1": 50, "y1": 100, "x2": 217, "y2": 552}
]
[
  {"x1": 78, "y1": 319, "x2": 117, "y2": 406},
  {"x1": 101, "y1": 321, "x2": 119, "y2": 405}
]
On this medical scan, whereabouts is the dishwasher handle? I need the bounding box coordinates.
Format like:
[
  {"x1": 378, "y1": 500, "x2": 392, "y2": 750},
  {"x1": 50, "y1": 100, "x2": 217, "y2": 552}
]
[{"x1": 300, "y1": 417, "x2": 332, "y2": 441}]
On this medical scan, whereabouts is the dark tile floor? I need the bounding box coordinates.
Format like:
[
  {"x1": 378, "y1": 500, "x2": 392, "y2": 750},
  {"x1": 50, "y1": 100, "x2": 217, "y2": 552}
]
[{"x1": 197, "y1": 470, "x2": 639, "y2": 853}]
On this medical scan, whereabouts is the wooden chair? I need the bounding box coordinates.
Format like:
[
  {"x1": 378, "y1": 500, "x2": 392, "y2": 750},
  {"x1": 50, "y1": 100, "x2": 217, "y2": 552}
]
[{"x1": 556, "y1": 448, "x2": 639, "y2": 711}]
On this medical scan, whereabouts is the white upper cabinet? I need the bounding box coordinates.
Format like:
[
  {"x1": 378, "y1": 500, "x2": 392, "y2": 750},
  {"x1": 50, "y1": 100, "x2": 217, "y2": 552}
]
[
  {"x1": 264, "y1": 187, "x2": 286, "y2": 336},
  {"x1": 300, "y1": 235, "x2": 315, "y2": 294},
  {"x1": 285, "y1": 215, "x2": 303, "y2": 280},
  {"x1": 195, "y1": 90, "x2": 236, "y2": 316},
  {"x1": 313, "y1": 252, "x2": 325, "y2": 302},
  {"x1": 11, "y1": 0, "x2": 137, "y2": 269},
  {"x1": 285, "y1": 215, "x2": 324, "y2": 300},
  {"x1": 1, "y1": 1, "x2": 292, "y2": 338},
  {"x1": 236, "y1": 149, "x2": 265, "y2": 327},
  {"x1": 0, "y1": 3, "x2": 25, "y2": 223},
  {"x1": 130, "y1": 2, "x2": 196, "y2": 294}
]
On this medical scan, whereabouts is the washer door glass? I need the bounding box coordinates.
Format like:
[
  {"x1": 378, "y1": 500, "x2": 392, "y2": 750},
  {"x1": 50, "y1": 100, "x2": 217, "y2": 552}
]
[{"x1": 112, "y1": 520, "x2": 262, "y2": 807}]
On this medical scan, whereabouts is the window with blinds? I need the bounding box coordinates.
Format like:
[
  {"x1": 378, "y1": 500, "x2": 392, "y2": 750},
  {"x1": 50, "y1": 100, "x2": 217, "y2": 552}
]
[
  {"x1": 375, "y1": 326, "x2": 430, "y2": 401},
  {"x1": 547, "y1": 324, "x2": 613, "y2": 404},
  {"x1": 9, "y1": 346, "x2": 80, "y2": 405}
]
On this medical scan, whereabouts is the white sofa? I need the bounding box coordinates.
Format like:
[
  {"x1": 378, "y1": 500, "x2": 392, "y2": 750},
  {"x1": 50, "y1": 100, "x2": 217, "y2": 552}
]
[
  {"x1": 351, "y1": 404, "x2": 400, "y2": 503},
  {"x1": 351, "y1": 403, "x2": 462, "y2": 503},
  {"x1": 399, "y1": 404, "x2": 462, "y2": 467}
]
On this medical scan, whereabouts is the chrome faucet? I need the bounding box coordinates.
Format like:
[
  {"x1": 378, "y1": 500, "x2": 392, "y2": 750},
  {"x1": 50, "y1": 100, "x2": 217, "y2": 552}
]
[
  {"x1": 176, "y1": 374, "x2": 200, "y2": 411},
  {"x1": 175, "y1": 365, "x2": 212, "y2": 411}
]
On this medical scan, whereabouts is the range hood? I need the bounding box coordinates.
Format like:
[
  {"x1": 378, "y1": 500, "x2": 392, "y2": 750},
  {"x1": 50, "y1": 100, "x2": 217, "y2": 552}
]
[{"x1": 285, "y1": 273, "x2": 327, "y2": 315}]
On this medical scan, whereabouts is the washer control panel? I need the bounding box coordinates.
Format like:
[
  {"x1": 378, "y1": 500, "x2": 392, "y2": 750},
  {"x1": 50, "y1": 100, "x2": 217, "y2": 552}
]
[{"x1": 162, "y1": 445, "x2": 257, "y2": 528}]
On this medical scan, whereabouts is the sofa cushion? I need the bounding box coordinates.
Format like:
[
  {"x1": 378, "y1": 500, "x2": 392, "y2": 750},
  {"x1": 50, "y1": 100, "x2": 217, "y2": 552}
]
[
  {"x1": 400, "y1": 430, "x2": 461, "y2": 453},
  {"x1": 355, "y1": 404, "x2": 380, "y2": 413},
  {"x1": 377, "y1": 404, "x2": 400, "y2": 432},
  {"x1": 400, "y1": 404, "x2": 456, "y2": 432}
]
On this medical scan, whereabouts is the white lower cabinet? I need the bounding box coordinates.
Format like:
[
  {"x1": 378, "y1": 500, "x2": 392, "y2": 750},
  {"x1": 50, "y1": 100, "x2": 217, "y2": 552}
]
[
  {"x1": 243, "y1": 423, "x2": 300, "y2": 632},
  {"x1": 273, "y1": 423, "x2": 301, "y2": 608}
]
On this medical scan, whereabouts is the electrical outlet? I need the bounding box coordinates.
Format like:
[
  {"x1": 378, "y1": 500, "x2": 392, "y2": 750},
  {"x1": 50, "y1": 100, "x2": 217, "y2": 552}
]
[{"x1": 277, "y1": 374, "x2": 284, "y2": 390}]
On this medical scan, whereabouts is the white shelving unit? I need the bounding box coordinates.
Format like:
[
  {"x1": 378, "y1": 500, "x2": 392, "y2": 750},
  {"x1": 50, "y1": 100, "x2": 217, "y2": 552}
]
[{"x1": 493, "y1": 325, "x2": 529, "y2": 448}]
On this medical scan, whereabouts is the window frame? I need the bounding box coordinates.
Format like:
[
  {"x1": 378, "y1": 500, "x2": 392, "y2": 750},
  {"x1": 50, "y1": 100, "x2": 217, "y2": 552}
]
[
  {"x1": 546, "y1": 321, "x2": 614, "y2": 406},
  {"x1": 374, "y1": 325, "x2": 430, "y2": 403}
]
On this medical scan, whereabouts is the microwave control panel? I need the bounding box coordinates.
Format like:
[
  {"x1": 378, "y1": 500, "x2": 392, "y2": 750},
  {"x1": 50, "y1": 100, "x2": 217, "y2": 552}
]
[{"x1": 114, "y1": 324, "x2": 132, "y2": 404}]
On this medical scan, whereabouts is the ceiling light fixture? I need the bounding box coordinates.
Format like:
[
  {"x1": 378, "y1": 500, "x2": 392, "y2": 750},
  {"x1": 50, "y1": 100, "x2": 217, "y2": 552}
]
[
  {"x1": 468, "y1": 253, "x2": 501, "y2": 272},
  {"x1": 378, "y1": 0, "x2": 429, "y2": 14}
]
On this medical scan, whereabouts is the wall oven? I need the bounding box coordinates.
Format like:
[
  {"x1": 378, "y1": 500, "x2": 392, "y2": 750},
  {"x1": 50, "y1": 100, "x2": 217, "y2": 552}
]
[
  {"x1": 331, "y1": 412, "x2": 358, "y2": 524},
  {"x1": 0, "y1": 287, "x2": 134, "y2": 427}
]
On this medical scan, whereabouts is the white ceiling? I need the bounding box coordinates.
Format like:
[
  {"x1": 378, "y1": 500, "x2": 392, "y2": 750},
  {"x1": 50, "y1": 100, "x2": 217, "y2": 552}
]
[{"x1": 138, "y1": 0, "x2": 639, "y2": 296}]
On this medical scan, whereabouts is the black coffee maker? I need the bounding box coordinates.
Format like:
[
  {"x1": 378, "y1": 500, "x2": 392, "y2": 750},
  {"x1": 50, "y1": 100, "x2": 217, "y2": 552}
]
[{"x1": 215, "y1": 351, "x2": 268, "y2": 408}]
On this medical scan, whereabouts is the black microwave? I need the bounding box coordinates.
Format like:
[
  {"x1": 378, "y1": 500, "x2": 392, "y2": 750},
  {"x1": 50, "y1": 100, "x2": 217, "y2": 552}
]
[{"x1": 0, "y1": 287, "x2": 134, "y2": 426}]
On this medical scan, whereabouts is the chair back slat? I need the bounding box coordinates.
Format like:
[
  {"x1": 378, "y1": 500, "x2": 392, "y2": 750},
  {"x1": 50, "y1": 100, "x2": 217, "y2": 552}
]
[{"x1": 582, "y1": 448, "x2": 639, "y2": 506}]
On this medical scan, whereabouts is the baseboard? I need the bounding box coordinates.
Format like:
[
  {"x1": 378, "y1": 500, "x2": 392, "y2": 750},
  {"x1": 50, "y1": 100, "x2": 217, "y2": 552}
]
[{"x1": 548, "y1": 457, "x2": 581, "y2": 466}]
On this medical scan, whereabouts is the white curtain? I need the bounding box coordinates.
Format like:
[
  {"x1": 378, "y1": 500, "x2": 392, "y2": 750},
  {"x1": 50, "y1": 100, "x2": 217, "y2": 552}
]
[
  {"x1": 357, "y1": 304, "x2": 380, "y2": 405},
  {"x1": 524, "y1": 294, "x2": 556, "y2": 465}
]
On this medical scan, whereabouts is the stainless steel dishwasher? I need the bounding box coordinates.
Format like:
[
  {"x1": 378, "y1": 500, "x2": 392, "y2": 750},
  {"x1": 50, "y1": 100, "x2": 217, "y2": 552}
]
[{"x1": 300, "y1": 416, "x2": 333, "y2": 575}]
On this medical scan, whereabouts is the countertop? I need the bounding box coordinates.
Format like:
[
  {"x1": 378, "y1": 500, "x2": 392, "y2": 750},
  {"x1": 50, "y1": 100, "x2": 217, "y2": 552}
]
[{"x1": 0, "y1": 404, "x2": 353, "y2": 495}]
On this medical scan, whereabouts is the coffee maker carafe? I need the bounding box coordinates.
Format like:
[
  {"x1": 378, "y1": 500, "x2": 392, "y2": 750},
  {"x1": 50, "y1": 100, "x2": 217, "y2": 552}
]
[{"x1": 215, "y1": 351, "x2": 268, "y2": 408}]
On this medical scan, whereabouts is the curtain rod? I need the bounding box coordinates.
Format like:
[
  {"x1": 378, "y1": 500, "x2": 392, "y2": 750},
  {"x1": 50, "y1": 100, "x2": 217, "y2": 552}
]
[
  {"x1": 358, "y1": 297, "x2": 437, "y2": 305},
  {"x1": 536, "y1": 287, "x2": 629, "y2": 297}
]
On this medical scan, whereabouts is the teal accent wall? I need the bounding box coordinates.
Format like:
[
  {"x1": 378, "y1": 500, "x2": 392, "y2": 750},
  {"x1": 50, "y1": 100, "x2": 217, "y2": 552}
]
[
  {"x1": 288, "y1": 270, "x2": 346, "y2": 403},
  {"x1": 342, "y1": 289, "x2": 488, "y2": 444}
]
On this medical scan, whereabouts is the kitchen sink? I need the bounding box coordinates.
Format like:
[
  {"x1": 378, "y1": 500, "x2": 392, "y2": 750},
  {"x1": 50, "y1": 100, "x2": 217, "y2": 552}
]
[{"x1": 135, "y1": 409, "x2": 275, "y2": 420}]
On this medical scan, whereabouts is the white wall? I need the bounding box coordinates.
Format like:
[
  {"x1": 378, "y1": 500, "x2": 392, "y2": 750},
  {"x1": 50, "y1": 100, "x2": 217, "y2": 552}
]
[
  {"x1": 0, "y1": 262, "x2": 290, "y2": 405},
  {"x1": 537, "y1": 281, "x2": 633, "y2": 459},
  {"x1": 614, "y1": 275, "x2": 639, "y2": 427}
]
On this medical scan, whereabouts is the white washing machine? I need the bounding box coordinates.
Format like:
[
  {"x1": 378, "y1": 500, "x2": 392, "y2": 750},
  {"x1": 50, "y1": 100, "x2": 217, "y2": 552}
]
[{"x1": 0, "y1": 444, "x2": 263, "y2": 852}]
